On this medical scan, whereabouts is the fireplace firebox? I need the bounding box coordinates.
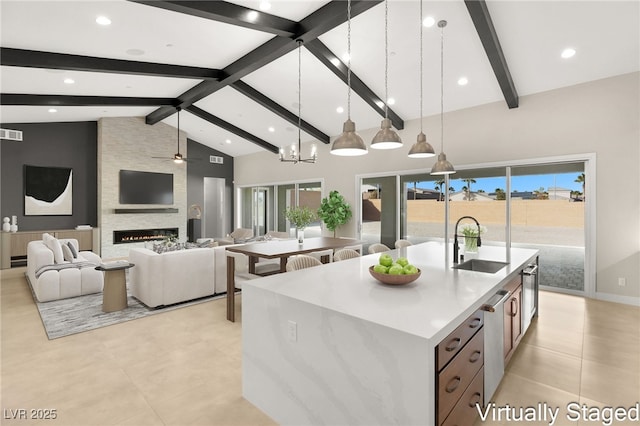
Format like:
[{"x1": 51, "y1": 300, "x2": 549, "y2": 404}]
[{"x1": 113, "y1": 228, "x2": 178, "y2": 244}]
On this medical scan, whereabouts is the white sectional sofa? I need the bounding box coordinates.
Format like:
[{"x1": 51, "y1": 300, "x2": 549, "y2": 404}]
[
  {"x1": 129, "y1": 247, "x2": 218, "y2": 308},
  {"x1": 27, "y1": 235, "x2": 104, "y2": 302}
]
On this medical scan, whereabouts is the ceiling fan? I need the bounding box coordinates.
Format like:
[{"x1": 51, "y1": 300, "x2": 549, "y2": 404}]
[{"x1": 153, "y1": 107, "x2": 190, "y2": 164}]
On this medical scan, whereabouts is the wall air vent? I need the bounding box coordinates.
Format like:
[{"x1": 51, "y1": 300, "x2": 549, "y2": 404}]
[
  {"x1": 210, "y1": 155, "x2": 224, "y2": 164},
  {"x1": 0, "y1": 128, "x2": 23, "y2": 141}
]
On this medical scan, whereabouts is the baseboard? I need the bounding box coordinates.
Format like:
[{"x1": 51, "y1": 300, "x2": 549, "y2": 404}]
[{"x1": 594, "y1": 292, "x2": 640, "y2": 307}]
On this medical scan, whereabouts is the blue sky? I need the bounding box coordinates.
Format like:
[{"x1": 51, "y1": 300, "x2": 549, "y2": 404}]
[{"x1": 421, "y1": 172, "x2": 585, "y2": 193}]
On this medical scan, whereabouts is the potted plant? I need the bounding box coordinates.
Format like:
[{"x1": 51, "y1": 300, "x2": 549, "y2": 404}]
[
  {"x1": 285, "y1": 206, "x2": 317, "y2": 243},
  {"x1": 318, "y1": 190, "x2": 352, "y2": 238}
]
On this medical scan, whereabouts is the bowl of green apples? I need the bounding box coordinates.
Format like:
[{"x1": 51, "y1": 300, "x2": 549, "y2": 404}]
[{"x1": 369, "y1": 253, "x2": 421, "y2": 285}]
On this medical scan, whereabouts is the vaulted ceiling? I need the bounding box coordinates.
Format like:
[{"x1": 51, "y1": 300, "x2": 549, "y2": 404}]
[{"x1": 1, "y1": 1, "x2": 638, "y2": 157}]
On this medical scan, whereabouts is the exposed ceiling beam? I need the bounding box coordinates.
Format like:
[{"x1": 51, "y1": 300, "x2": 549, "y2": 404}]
[
  {"x1": 230, "y1": 80, "x2": 330, "y2": 144},
  {"x1": 464, "y1": 0, "x2": 518, "y2": 108},
  {"x1": 143, "y1": 0, "x2": 383, "y2": 125},
  {"x1": 0, "y1": 48, "x2": 220, "y2": 80},
  {"x1": 186, "y1": 105, "x2": 279, "y2": 154},
  {"x1": 304, "y1": 39, "x2": 404, "y2": 130},
  {"x1": 0, "y1": 93, "x2": 175, "y2": 107},
  {"x1": 128, "y1": 0, "x2": 299, "y2": 37}
]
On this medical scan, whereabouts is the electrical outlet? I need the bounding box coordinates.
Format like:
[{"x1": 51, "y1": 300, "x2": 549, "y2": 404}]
[
  {"x1": 287, "y1": 320, "x2": 297, "y2": 342},
  {"x1": 618, "y1": 277, "x2": 626, "y2": 287}
]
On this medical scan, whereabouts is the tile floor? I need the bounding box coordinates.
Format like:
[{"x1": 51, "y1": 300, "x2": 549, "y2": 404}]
[{"x1": 1, "y1": 268, "x2": 639, "y2": 426}]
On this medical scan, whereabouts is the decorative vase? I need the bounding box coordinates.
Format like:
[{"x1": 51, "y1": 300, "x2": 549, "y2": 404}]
[
  {"x1": 297, "y1": 228, "x2": 304, "y2": 244},
  {"x1": 2, "y1": 217, "x2": 9, "y2": 232},
  {"x1": 464, "y1": 236, "x2": 478, "y2": 253},
  {"x1": 10, "y1": 224, "x2": 18, "y2": 233}
]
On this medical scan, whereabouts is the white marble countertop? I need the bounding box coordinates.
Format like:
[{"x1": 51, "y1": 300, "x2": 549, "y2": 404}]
[{"x1": 243, "y1": 242, "x2": 538, "y2": 343}]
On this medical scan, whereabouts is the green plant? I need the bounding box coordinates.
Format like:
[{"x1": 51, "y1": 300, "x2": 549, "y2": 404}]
[
  {"x1": 285, "y1": 206, "x2": 317, "y2": 229},
  {"x1": 318, "y1": 190, "x2": 352, "y2": 237}
]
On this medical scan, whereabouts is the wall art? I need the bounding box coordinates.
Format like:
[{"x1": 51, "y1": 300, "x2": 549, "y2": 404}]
[{"x1": 24, "y1": 165, "x2": 73, "y2": 215}]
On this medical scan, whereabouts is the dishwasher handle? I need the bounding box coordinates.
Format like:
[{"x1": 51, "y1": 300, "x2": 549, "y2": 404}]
[
  {"x1": 481, "y1": 289, "x2": 511, "y2": 313},
  {"x1": 523, "y1": 264, "x2": 538, "y2": 276}
]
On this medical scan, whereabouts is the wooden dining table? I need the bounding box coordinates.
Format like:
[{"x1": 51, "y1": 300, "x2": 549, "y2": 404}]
[{"x1": 225, "y1": 237, "x2": 360, "y2": 322}]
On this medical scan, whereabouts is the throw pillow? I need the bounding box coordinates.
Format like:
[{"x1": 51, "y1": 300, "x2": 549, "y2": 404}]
[
  {"x1": 61, "y1": 243, "x2": 74, "y2": 263},
  {"x1": 66, "y1": 241, "x2": 78, "y2": 258},
  {"x1": 45, "y1": 237, "x2": 65, "y2": 264}
]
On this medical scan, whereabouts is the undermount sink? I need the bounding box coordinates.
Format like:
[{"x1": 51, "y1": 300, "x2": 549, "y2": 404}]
[{"x1": 452, "y1": 259, "x2": 509, "y2": 273}]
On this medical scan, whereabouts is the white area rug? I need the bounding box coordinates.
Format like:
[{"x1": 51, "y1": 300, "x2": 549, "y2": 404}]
[{"x1": 29, "y1": 277, "x2": 225, "y2": 339}]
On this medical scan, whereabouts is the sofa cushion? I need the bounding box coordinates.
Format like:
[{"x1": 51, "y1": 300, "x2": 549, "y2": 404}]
[
  {"x1": 67, "y1": 241, "x2": 78, "y2": 258},
  {"x1": 61, "y1": 243, "x2": 75, "y2": 262},
  {"x1": 44, "y1": 237, "x2": 65, "y2": 264}
]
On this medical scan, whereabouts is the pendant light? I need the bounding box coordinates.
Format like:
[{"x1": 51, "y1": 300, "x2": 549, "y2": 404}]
[
  {"x1": 279, "y1": 39, "x2": 317, "y2": 164},
  {"x1": 173, "y1": 107, "x2": 185, "y2": 164},
  {"x1": 371, "y1": 0, "x2": 402, "y2": 150},
  {"x1": 331, "y1": 0, "x2": 368, "y2": 156},
  {"x1": 430, "y1": 20, "x2": 456, "y2": 175},
  {"x1": 408, "y1": 0, "x2": 435, "y2": 159}
]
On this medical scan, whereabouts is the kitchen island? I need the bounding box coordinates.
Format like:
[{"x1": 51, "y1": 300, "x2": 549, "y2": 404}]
[{"x1": 242, "y1": 242, "x2": 538, "y2": 425}]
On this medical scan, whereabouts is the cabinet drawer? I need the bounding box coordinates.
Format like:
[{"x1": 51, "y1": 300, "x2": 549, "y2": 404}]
[
  {"x1": 441, "y1": 366, "x2": 484, "y2": 426},
  {"x1": 437, "y1": 328, "x2": 484, "y2": 423},
  {"x1": 437, "y1": 309, "x2": 484, "y2": 370}
]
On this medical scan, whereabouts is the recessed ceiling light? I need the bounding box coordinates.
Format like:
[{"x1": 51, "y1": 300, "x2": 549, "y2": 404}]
[
  {"x1": 96, "y1": 16, "x2": 111, "y2": 26},
  {"x1": 247, "y1": 10, "x2": 259, "y2": 21},
  {"x1": 423, "y1": 16, "x2": 435, "y2": 28},
  {"x1": 48, "y1": 108, "x2": 57, "y2": 113},
  {"x1": 387, "y1": 98, "x2": 396, "y2": 105},
  {"x1": 561, "y1": 48, "x2": 576, "y2": 59},
  {"x1": 341, "y1": 52, "x2": 350, "y2": 63},
  {"x1": 330, "y1": 57, "x2": 341, "y2": 67},
  {"x1": 126, "y1": 48, "x2": 145, "y2": 56},
  {"x1": 225, "y1": 139, "x2": 232, "y2": 144},
  {"x1": 268, "y1": 126, "x2": 275, "y2": 132},
  {"x1": 64, "y1": 78, "x2": 75, "y2": 84},
  {"x1": 259, "y1": 1, "x2": 271, "y2": 11},
  {"x1": 458, "y1": 77, "x2": 468, "y2": 86},
  {"x1": 336, "y1": 106, "x2": 344, "y2": 114}
]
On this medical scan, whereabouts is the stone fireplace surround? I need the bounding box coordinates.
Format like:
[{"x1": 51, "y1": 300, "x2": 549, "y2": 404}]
[{"x1": 98, "y1": 117, "x2": 187, "y2": 259}]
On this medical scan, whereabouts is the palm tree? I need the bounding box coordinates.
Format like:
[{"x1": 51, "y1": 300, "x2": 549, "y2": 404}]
[
  {"x1": 462, "y1": 178, "x2": 476, "y2": 201},
  {"x1": 533, "y1": 187, "x2": 549, "y2": 200},
  {"x1": 575, "y1": 173, "x2": 585, "y2": 200},
  {"x1": 434, "y1": 179, "x2": 445, "y2": 201},
  {"x1": 495, "y1": 188, "x2": 506, "y2": 200}
]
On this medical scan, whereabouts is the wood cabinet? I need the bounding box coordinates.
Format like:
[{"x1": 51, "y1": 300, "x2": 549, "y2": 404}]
[
  {"x1": 436, "y1": 309, "x2": 484, "y2": 426},
  {"x1": 503, "y1": 276, "x2": 523, "y2": 364},
  {"x1": 1, "y1": 228, "x2": 96, "y2": 269}
]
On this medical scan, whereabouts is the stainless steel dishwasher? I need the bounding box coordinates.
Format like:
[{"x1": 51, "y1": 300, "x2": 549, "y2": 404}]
[
  {"x1": 522, "y1": 259, "x2": 539, "y2": 332},
  {"x1": 482, "y1": 289, "x2": 511, "y2": 401}
]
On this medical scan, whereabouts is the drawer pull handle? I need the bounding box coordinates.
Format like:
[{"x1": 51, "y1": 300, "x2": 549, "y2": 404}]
[
  {"x1": 468, "y1": 318, "x2": 482, "y2": 328},
  {"x1": 510, "y1": 298, "x2": 518, "y2": 317},
  {"x1": 445, "y1": 376, "x2": 461, "y2": 393},
  {"x1": 469, "y1": 350, "x2": 482, "y2": 363},
  {"x1": 445, "y1": 338, "x2": 461, "y2": 352},
  {"x1": 469, "y1": 392, "x2": 482, "y2": 408}
]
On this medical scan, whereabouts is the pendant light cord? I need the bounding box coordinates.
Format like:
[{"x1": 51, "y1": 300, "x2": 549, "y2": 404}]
[
  {"x1": 384, "y1": 0, "x2": 389, "y2": 119},
  {"x1": 419, "y1": 0, "x2": 423, "y2": 133},
  {"x1": 176, "y1": 107, "x2": 180, "y2": 152},
  {"x1": 347, "y1": 0, "x2": 352, "y2": 119},
  {"x1": 440, "y1": 22, "x2": 445, "y2": 153}
]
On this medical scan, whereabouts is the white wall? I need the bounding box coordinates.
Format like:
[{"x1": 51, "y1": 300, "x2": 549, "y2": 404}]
[
  {"x1": 98, "y1": 117, "x2": 187, "y2": 259},
  {"x1": 234, "y1": 72, "x2": 640, "y2": 302}
]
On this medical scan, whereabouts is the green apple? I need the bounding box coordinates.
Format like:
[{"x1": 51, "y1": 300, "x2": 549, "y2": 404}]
[
  {"x1": 373, "y1": 264, "x2": 389, "y2": 274},
  {"x1": 388, "y1": 264, "x2": 404, "y2": 275},
  {"x1": 379, "y1": 253, "x2": 393, "y2": 267},
  {"x1": 403, "y1": 264, "x2": 418, "y2": 275},
  {"x1": 396, "y1": 257, "x2": 409, "y2": 267}
]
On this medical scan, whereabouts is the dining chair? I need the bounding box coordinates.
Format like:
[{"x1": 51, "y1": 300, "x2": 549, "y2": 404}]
[
  {"x1": 286, "y1": 255, "x2": 323, "y2": 272},
  {"x1": 333, "y1": 249, "x2": 361, "y2": 262},
  {"x1": 368, "y1": 243, "x2": 391, "y2": 254},
  {"x1": 394, "y1": 239, "x2": 413, "y2": 248},
  {"x1": 309, "y1": 249, "x2": 334, "y2": 264}
]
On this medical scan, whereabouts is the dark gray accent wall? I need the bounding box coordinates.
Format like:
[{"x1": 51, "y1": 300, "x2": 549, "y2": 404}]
[
  {"x1": 0, "y1": 122, "x2": 98, "y2": 230},
  {"x1": 186, "y1": 139, "x2": 234, "y2": 235}
]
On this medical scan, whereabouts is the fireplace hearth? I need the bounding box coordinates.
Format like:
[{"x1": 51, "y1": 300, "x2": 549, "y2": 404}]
[{"x1": 113, "y1": 228, "x2": 178, "y2": 244}]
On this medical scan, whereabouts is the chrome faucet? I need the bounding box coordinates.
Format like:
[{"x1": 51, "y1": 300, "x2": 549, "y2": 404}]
[{"x1": 453, "y1": 216, "x2": 482, "y2": 264}]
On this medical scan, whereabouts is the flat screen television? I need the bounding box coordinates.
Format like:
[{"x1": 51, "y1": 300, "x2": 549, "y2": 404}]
[{"x1": 119, "y1": 170, "x2": 173, "y2": 205}]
